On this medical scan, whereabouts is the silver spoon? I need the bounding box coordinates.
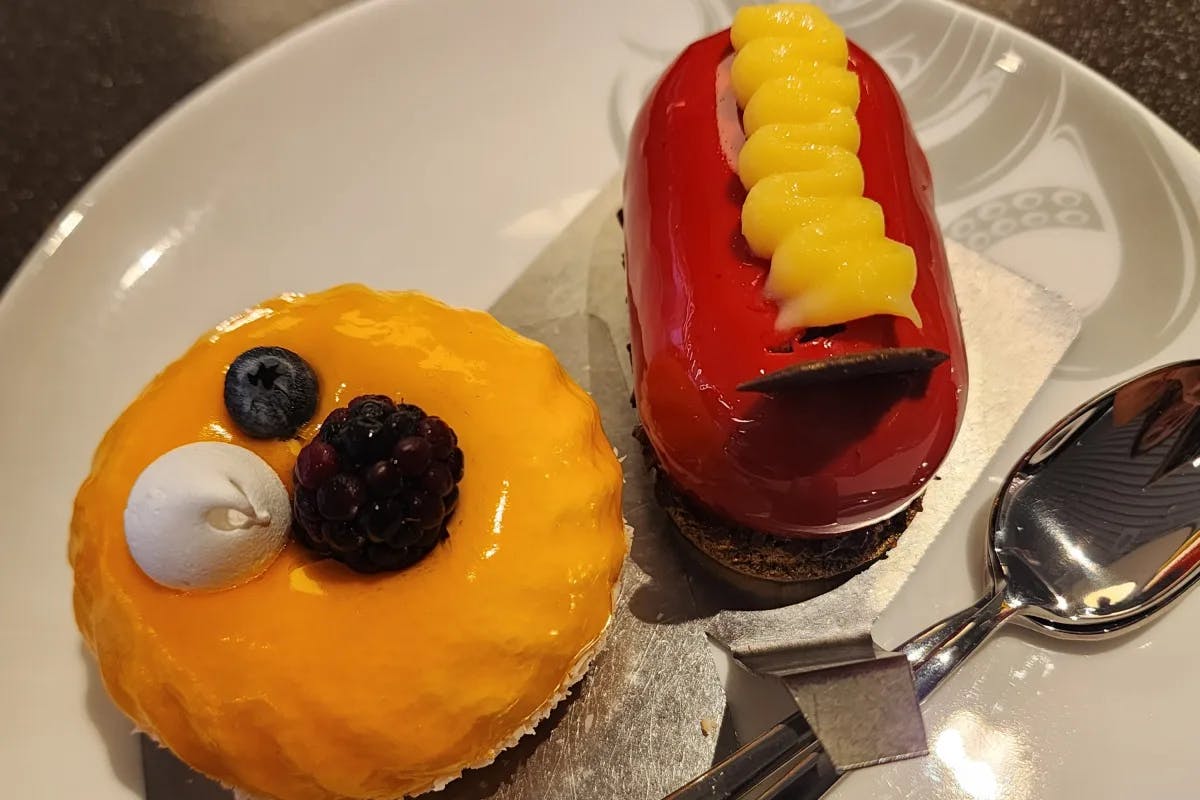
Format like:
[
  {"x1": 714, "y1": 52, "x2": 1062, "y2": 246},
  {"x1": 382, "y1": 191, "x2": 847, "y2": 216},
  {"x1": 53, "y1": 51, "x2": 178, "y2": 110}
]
[{"x1": 666, "y1": 359, "x2": 1200, "y2": 800}]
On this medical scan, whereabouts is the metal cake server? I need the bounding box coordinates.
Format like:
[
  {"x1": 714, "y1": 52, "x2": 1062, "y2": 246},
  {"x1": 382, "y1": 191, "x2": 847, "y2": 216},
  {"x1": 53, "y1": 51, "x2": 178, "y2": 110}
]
[{"x1": 667, "y1": 359, "x2": 1200, "y2": 800}]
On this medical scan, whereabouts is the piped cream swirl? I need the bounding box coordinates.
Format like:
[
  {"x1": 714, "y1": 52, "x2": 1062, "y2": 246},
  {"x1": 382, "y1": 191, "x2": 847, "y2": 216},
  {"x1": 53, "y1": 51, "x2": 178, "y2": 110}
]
[{"x1": 124, "y1": 442, "x2": 291, "y2": 591}]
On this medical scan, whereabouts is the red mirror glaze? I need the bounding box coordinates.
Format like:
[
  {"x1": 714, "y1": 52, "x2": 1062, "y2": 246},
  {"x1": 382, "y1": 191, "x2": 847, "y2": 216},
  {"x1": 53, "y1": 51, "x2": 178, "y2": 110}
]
[{"x1": 623, "y1": 30, "x2": 967, "y2": 537}]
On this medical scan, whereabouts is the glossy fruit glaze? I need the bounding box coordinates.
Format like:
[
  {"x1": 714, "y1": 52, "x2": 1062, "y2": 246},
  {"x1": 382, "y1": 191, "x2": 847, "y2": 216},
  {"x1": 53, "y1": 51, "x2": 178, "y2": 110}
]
[
  {"x1": 624, "y1": 30, "x2": 966, "y2": 536},
  {"x1": 69, "y1": 286, "x2": 627, "y2": 800}
]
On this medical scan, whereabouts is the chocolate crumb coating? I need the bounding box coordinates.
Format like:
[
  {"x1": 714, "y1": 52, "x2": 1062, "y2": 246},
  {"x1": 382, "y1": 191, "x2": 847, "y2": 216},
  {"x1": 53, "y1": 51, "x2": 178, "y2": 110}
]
[{"x1": 635, "y1": 426, "x2": 918, "y2": 583}]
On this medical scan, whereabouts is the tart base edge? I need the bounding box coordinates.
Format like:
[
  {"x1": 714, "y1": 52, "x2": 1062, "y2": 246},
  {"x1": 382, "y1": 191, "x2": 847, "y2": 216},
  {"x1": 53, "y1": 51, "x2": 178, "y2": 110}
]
[{"x1": 635, "y1": 427, "x2": 917, "y2": 583}]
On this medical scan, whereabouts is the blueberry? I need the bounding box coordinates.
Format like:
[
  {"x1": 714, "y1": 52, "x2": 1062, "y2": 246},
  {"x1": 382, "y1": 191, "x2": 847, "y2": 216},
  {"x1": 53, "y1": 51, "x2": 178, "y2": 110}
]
[{"x1": 223, "y1": 347, "x2": 318, "y2": 439}]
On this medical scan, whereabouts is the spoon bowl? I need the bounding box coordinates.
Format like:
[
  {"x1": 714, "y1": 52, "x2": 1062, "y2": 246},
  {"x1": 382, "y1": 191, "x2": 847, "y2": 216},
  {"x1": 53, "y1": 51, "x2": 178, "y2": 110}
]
[
  {"x1": 666, "y1": 360, "x2": 1200, "y2": 800},
  {"x1": 909, "y1": 360, "x2": 1200, "y2": 697},
  {"x1": 995, "y1": 364, "x2": 1200, "y2": 635}
]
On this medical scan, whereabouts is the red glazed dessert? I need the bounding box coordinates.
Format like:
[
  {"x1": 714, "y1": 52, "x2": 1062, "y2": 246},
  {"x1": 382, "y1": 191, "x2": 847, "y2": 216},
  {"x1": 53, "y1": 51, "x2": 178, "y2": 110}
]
[{"x1": 623, "y1": 5, "x2": 966, "y2": 581}]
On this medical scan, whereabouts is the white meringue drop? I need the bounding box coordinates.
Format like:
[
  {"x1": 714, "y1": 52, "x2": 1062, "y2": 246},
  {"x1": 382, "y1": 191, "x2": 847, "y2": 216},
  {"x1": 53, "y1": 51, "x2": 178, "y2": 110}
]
[{"x1": 124, "y1": 442, "x2": 291, "y2": 591}]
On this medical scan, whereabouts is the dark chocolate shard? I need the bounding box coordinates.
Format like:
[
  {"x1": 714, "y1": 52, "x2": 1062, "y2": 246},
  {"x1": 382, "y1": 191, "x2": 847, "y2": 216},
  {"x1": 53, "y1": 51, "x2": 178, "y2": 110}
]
[
  {"x1": 797, "y1": 323, "x2": 847, "y2": 343},
  {"x1": 768, "y1": 324, "x2": 849, "y2": 354},
  {"x1": 738, "y1": 347, "x2": 949, "y2": 394}
]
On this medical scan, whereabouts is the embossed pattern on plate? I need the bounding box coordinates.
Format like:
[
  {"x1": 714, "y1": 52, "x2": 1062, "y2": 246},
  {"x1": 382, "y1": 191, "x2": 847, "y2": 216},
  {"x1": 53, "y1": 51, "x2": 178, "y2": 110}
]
[{"x1": 2, "y1": 1, "x2": 1199, "y2": 799}]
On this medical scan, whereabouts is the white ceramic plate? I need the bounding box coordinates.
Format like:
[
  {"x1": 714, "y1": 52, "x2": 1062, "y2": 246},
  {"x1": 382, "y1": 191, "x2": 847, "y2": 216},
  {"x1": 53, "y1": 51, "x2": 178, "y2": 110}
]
[{"x1": 1, "y1": 0, "x2": 1197, "y2": 797}]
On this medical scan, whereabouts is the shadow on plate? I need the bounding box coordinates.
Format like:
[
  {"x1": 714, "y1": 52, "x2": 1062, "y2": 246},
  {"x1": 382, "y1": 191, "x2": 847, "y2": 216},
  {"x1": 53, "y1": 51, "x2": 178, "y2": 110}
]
[
  {"x1": 140, "y1": 735, "x2": 232, "y2": 799},
  {"x1": 438, "y1": 687, "x2": 585, "y2": 799},
  {"x1": 81, "y1": 642, "x2": 146, "y2": 796}
]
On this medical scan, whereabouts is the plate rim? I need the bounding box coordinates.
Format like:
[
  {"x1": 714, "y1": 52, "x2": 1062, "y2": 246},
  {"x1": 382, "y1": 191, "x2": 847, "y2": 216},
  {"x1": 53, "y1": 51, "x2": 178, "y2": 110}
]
[
  {"x1": 4, "y1": 1, "x2": 1199, "y2": 797},
  {"x1": 3, "y1": 0, "x2": 1198, "y2": 316}
]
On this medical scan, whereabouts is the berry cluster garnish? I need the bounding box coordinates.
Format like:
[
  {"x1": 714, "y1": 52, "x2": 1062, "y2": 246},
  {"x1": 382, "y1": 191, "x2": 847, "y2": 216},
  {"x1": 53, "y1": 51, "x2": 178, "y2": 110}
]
[
  {"x1": 291, "y1": 394, "x2": 463, "y2": 573},
  {"x1": 223, "y1": 347, "x2": 318, "y2": 439}
]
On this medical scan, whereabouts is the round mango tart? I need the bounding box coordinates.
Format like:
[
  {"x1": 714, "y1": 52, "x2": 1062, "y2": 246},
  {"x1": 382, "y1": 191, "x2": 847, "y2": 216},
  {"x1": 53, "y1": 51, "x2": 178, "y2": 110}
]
[{"x1": 69, "y1": 285, "x2": 628, "y2": 800}]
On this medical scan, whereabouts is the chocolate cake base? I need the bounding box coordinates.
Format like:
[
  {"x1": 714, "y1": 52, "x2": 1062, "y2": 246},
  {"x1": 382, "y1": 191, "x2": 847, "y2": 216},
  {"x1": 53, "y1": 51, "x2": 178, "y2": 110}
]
[{"x1": 636, "y1": 428, "x2": 918, "y2": 583}]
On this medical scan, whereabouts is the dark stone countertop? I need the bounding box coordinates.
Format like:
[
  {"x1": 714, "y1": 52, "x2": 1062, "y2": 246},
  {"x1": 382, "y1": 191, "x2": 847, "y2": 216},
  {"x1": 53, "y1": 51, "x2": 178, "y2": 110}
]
[{"x1": 1, "y1": 0, "x2": 1197, "y2": 286}]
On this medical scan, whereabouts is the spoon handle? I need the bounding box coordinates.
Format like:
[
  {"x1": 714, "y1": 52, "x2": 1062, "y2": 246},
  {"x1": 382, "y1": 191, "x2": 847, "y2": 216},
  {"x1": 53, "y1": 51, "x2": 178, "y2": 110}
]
[
  {"x1": 722, "y1": 591, "x2": 1018, "y2": 800},
  {"x1": 661, "y1": 592, "x2": 1001, "y2": 800},
  {"x1": 898, "y1": 590, "x2": 998, "y2": 668},
  {"x1": 907, "y1": 588, "x2": 1016, "y2": 701}
]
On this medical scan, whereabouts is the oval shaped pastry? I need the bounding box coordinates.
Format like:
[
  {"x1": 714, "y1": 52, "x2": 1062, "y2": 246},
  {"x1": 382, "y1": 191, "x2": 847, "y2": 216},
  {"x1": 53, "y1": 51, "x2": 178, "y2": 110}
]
[
  {"x1": 69, "y1": 285, "x2": 627, "y2": 800},
  {"x1": 623, "y1": 5, "x2": 967, "y2": 581}
]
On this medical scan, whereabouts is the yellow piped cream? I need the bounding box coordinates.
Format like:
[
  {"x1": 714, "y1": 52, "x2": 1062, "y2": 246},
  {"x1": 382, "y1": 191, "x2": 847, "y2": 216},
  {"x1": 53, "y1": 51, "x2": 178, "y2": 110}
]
[{"x1": 732, "y1": 3, "x2": 921, "y2": 329}]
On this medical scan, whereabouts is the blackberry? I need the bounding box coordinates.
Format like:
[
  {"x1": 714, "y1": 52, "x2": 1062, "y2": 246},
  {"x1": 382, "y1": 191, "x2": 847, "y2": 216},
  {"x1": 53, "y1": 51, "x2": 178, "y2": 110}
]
[{"x1": 292, "y1": 395, "x2": 464, "y2": 573}]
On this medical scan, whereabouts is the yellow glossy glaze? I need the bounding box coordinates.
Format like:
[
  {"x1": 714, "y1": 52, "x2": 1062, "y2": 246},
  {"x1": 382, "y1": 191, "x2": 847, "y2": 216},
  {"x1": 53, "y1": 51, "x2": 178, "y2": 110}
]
[
  {"x1": 69, "y1": 285, "x2": 627, "y2": 800},
  {"x1": 732, "y1": 3, "x2": 920, "y2": 329}
]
